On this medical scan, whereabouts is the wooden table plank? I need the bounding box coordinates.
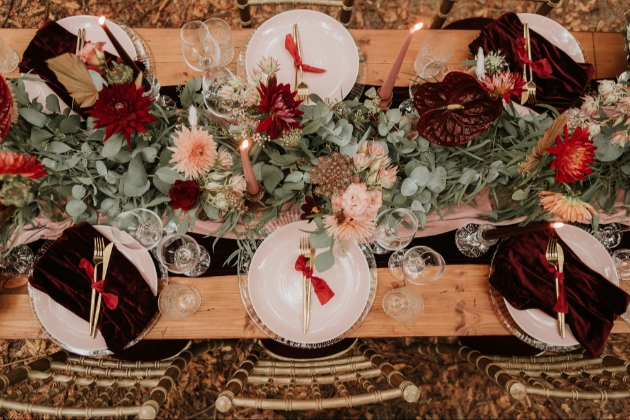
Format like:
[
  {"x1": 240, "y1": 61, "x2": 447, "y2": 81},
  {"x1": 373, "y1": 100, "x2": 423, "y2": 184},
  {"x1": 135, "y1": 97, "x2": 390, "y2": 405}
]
[
  {"x1": 1, "y1": 28, "x2": 625, "y2": 88},
  {"x1": 2, "y1": 265, "x2": 628, "y2": 339}
]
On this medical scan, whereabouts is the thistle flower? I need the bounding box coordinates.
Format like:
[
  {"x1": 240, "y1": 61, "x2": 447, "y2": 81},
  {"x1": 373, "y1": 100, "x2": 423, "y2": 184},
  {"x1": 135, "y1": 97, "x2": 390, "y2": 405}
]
[
  {"x1": 539, "y1": 191, "x2": 596, "y2": 223},
  {"x1": 484, "y1": 50, "x2": 508, "y2": 76}
]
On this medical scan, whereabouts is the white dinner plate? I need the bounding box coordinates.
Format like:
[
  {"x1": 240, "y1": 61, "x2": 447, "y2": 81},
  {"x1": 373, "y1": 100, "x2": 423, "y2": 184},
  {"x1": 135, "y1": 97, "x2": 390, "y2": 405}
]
[
  {"x1": 504, "y1": 224, "x2": 619, "y2": 347},
  {"x1": 23, "y1": 15, "x2": 136, "y2": 111},
  {"x1": 512, "y1": 14, "x2": 584, "y2": 116},
  {"x1": 248, "y1": 220, "x2": 371, "y2": 345},
  {"x1": 245, "y1": 10, "x2": 359, "y2": 102},
  {"x1": 30, "y1": 226, "x2": 157, "y2": 355}
]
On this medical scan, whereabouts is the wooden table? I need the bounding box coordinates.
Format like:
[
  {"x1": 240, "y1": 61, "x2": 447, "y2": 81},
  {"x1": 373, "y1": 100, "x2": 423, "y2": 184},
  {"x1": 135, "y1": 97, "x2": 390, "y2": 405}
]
[{"x1": 0, "y1": 28, "x2": 628, "y2": 340}]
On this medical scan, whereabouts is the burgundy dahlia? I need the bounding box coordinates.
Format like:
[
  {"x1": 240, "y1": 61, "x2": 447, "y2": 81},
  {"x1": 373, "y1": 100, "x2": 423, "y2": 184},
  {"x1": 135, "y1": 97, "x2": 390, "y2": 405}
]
[
  {"x1": 88, "y1": 82, "x2": 157, "y2": 146},
  {"x1": 255, "y1": 77, "x2": 303, "y2": 140}
]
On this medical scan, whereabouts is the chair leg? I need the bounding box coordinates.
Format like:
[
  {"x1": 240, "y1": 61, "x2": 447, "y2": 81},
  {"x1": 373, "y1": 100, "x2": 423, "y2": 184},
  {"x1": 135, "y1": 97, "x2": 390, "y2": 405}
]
[
  {"x1": 535, "y1": 0, "x2": 561, "y2": 17},
  {"x1": 236, "y1": 0, "x2": 253, "y2": 28},
  {"x1": 339, "y1": 0, "x2": 354, "y2": 27},
  {"x1": 430, "y1": 0, "x2": 457, "y2": 29},
  {"x1": 216, "y1": 344, "x2": 262, "y2": 413}
]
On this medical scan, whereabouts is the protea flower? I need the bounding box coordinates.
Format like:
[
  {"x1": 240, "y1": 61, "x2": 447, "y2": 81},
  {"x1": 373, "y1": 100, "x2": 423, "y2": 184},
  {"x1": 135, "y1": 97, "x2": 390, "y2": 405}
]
[
  {"x1": 547, "y1": 125, "x2": 597, "y2": 184},
  {"x1": 539, "y1": 191, "x2": 596, "y2": 223},
  {"x1": 0, "y1": 152, "x2": 47, "y2": 179},
  {"x1": 88, "y1": 82, "x2": 157, "y2": 146},
  {"x1": 255, "y1": 77, "x2": 303, "y2": 140},
  {"x1": 479, "y1": 71, "x2": 526, "y2": 103}
]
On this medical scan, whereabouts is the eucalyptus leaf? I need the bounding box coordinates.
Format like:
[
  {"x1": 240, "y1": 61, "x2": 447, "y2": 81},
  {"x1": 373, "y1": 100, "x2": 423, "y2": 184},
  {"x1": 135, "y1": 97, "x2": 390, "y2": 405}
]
[
  {"x1": 45, "y1": 94, "x2": 60, "y2": 113},
  {"x1": 49, "y1": 141, "x2": 73, "y2": 154},
  {"x1": 66, "y1": 199, "x2": 87, "y2": 217},
  {"x1": 401, "y1": 178, "x2": 419, "y2": 196},
  {"x1": 60, "y1": 115, "x2": 81, "y2": 134},
  {"x1": 314, "y1": 248, "x2": 335, "y2": 272},
  {"x1": 262, "y1": 164, "x2": 284, "y2": 192},
  {"x1": 155, "y1": 166, "x2": 182, "y2": 184},
  {"x1": 410, "y1": 166, "x2": 430, "y2": 187},
  {"x1": 101, "y1": 134, "x2": 124, "y2": 158},
  {"x1": 72, "y1": 185, "x2": 86, "y2": 199},
  {"x1": 593, "y1": 133, "x2": 624, "y2": 162},
  {"x1": 96, "y1": 161, "x2": 108, "y2": 176},
  {"x1": 309, "y1": 231, "x2": 333, "y2": 249}
]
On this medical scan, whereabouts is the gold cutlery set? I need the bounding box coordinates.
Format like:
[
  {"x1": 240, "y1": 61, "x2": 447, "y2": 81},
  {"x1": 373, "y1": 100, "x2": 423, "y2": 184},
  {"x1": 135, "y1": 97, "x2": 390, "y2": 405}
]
[
  {"x1": 90, "y1": 238, "x2": 112, "y2": 337},
  {"x1": 521, "y1": 23, "x2": 537, "y2": 106},
  {"x1": 292, "y1": 24, "x2": 309, "y2": 104},
  {"x1": 545, "y1": 238, "x2": 565, "y2": 338},
  {"x1": 299, "y1": 237, "x2": 315, "y2": 334}
]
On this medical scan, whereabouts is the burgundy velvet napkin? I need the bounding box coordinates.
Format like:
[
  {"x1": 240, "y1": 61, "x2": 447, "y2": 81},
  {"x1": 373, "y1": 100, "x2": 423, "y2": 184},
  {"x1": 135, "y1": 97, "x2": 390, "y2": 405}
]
[
  {"x1": 490, "y1": 231, "x2": 630, "y2": 357},
  {"x1": 29, "y1": 222, "x2": 158, "y2": 352},
  {"x1": 469, "y1": 12, "x2": 594, "y2": 113}
]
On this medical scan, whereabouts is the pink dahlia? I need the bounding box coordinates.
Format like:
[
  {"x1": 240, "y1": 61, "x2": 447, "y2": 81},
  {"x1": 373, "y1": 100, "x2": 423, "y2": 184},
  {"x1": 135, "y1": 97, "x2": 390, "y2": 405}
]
[{"x1": 168, "y1": 126, "x2": 218, "y2": 179}]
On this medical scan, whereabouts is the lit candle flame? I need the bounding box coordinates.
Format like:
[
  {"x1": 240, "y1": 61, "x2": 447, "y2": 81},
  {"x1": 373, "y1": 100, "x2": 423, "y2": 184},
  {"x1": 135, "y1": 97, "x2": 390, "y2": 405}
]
[
  {"x1": 411, "y1": 22, "x2": 424, "y2": 33},
  {"x1": 552, "y1": 222, "x2": 565, "y2": 229},
  {"x1": 98, "y1": 16, "x2": 106, "y2": 25},
  {"x1": 241, "y1": 139, "x2": 249, "y2": 150}
]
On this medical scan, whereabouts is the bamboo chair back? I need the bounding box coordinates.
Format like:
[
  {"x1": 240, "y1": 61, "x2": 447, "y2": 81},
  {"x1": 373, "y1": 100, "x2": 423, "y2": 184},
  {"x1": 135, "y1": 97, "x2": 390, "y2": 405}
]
[
  {"x1": 216, "y1": 339, "x2": 420, "y2": 412},
  {"x1": 430, "y1": 0, "x2": 561, "y2": 29},
  {"x1": 0, "y1": 340, "x2": 231, "y2": 419},
  {"x1": 235, "y1": 0, "x2": 356, "y2": 28},
  {"x1": 419, "y1": 342, "x2": 630, "y2": 401}
]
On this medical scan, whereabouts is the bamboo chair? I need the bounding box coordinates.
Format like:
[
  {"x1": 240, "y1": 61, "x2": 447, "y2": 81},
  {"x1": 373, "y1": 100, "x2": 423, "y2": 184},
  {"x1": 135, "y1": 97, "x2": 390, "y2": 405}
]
[
  {"x1": 0, "y1": 339, "x2": 233, "y2": 419},
  {"x1": 430, "y1": 0, "x2": 561, "y2": 29},
  {"x1": 216, "y1": 339, "x2": 420, "y2": 412},
  {"x1": 235, "y1": 0, "x2": 355, "y2": 28},
  {"x1": 419, "y1": 342, "x2": 630, "y2": 401}
]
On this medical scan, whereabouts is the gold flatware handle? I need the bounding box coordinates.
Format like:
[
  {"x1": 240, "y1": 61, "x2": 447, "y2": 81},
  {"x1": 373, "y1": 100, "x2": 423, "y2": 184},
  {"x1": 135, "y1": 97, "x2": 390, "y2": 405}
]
[
  {"x1": 89, "y1": 262, "x2": 100, "y2": 335},
  {"x1": 91, "y1": 294, "x2": 102, "y2": 338}
]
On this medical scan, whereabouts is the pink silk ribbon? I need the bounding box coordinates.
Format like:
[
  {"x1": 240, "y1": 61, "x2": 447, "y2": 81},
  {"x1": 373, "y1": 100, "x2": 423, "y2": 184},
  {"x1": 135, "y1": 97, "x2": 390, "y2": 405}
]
[
  {"x1": 295, "y1": 254, "x2": 335, "y2": 305},
  {"x1": 284, "y1": 34, "x2": 326, "y2": 73},
  {"x1": 516, "y1": 38, "x2": 553, "y2": 77},
  {"x1": 539, "y1": 254, "x2": 568, "y2": 314},
  {"x1": 78, "y1": 258, "x2": 119, "y2": 310}
]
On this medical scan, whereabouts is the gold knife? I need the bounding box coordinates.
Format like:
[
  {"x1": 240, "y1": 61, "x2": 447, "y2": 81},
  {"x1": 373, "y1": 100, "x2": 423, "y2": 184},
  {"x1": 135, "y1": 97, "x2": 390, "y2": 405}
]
[
  {"x1": 91, "y1": 242, "x2": 113, "y2": 338},
  {"x1": 557, "y1": 244, "x2": 566, "y2": 338},
  {"x1": 293, "y1": 24, "x2": 298, "y2": 93},
  {"x1": 520, "y1": 24, "x2": 529, "y2": 105},
  {"x1": 306, "y1": 243, "x2": 315, "y2": 333}
]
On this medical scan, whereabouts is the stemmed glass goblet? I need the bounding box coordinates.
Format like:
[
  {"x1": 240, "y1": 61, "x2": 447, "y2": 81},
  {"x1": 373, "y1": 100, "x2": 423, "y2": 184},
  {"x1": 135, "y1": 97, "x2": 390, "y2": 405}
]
[
  {"x1": 112, "y1": 209, "x2": 164, "y2": 251},
  {"x1": 181, "y1": 21, "x2": 221, "y2": 72},
  {"x1": 388, "y1": 246, "x2": 445, "y2": 285},
  {"x1": 371, "y1": 208, "x2": 419, "y2": 255}
]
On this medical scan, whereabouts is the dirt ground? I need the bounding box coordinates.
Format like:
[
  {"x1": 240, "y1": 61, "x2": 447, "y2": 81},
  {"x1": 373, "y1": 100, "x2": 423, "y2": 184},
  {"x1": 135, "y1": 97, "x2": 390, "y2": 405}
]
[{"x1": 2, "y1": 0, "x2": 630, "y2": 418}]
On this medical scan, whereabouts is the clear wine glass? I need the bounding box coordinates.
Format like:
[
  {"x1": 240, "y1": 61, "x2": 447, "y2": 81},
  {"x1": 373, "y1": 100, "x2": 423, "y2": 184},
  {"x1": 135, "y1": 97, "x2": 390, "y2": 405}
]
[
  {"x1": 111, "y1": 209, "x2": 164, "y2": 251},
  {"x1": 203, "y1": 65, "x2": 238, "y2": 119},
  {"x1": 204, "y1": 18, "x2": 234, "y2": 67},
  {"x1": 0, "y1": 37, "x2": 19, "y2": 73},
  {"x1": 158, "y1": 283, "x2": 201, "y2": 321},
  {"x1": 371, "y1": 208, "x2": 419, "y2": 255},
  {"x1": 613, "y1": 249, "x2": 630, "y2": 281},
  {"x1": 382, "y1": 287, "x2": 424, "y2": 324},
  {"x1": 389, "y1": 246, "x2": 445, "y2": 286},
  {"x1": 184, "y1": 245, "x2": 211, "y2": 277},
  {"x1": 156, "y1": 234, "x2": 200, "y2": 274},
  {"x1": 414, "y1": 33, "x2": 454, "y2": 75},
  {"x1": 181, "y1": 21, "x2": 221, "y2": 72}
]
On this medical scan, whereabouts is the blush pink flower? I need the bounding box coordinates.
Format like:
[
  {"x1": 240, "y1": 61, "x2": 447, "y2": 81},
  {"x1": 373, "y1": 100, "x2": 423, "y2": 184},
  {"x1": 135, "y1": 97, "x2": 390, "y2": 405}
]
[
  {"x1": 216, "y1": 148, "x2": 233, "y2": 169},
  {"x1": 580, "y1": 95, "x2": 600, "y2": 118},
  {"x1": 77, "y1": 42, "x2": 106, "y2": 66},
  {"x1": 324, "y1": 212, "x2": 375, "y2": 243},
  {"x1": 366, "y1": 189, "x2": 383, "y2": 218},
  {"x1": 168, "y1": 126, "x2": 218, "y2": 179},
  {"x1": 353, "y1": 153, "x2": 370, "y2": 171},
  {"x1": 335, "y1": 183, "x2": 371, "y2": 218},
  {"x1": 611, "y1": 131, "x2": 629, "y2": 147},
  {"x1": 376, "y1": 166, "x2": 398, "y2": 189}
]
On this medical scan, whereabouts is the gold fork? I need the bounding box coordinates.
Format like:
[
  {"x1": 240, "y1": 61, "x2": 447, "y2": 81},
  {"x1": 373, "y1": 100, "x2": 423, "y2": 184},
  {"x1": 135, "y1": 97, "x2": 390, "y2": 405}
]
[
  {"x1": 299, "y1": 237, "x2": 310, "y2": 334},
  {"x1": 520, "y1": 23, "x2": 529, "y2": 105},
  {"x1": 294, "y1": 24, "x2": 309, "y2": 104},
  {"x1": 544, "y1": 238, "x2": 563, "y2": 337},
  {"x1": 72, "y1": 28, "x2": 85, "y2": 110},
  {"x1": 524, "y1": 23, "x2": 537, "y2": 105},
  {"x1": 90, "y1": 237, "x2": 104, "y2": 335}
]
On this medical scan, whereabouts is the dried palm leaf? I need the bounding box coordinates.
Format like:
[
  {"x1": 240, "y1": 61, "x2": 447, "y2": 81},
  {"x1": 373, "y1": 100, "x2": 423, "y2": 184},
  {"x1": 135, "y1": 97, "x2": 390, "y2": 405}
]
[
  {"x1": 518, "y1": 113, "x2": 568, "y2": 173},
  {"x1": 46, "y1": 53, "x2": 99, "y2": 108}
]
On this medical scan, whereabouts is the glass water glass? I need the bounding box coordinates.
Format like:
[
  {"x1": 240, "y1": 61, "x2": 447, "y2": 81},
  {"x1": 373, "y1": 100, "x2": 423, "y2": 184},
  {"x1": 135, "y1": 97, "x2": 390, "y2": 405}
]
[
  {"x1": 203, "y1": 65, "x2": 237, "y2": 119},
  {"x1": 372, "y1": 208, "x2": 419, "y2": 254},
  {"x1": 111, "y1": 209, "x2": 164, "y2": 250},
  {"x1": 158, "y1": 283, "x2": 201, "y2": 321},
  {"x1": 184, "y1": 245, "x2": 211, "y2": 277},
  {"x1": 613, "y1": 249, "x2": 630, "y2": 281},
  {"x1": 204, "y1": 18, "x2": 233, "y2": 67},
  {"x1": 413, "y1": 33, "x2": 454, "y2": 76},
  {"x1": 0, "y1": 37, "x2": 19, "y2": 74},
  {"x1": 389, "y1": 246, "x2": 445, "y2": 285},
  {"x1": 156, "y1": 234, "x2": 200, "y2": 274},
  {"x1": 181, "y1": 21, "x2": 221, "y2": 72},
  {"x1": 382, "y1": 287, "x2": 424, "y2": 324}
]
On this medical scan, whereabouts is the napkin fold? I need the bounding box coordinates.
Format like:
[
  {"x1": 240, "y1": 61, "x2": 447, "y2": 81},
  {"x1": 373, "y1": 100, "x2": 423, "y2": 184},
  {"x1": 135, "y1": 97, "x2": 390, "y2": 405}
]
[
  {"x1": 29, "y1": 222, "x2": 157, "y2": 352},
  {"x1": 490, "y1": 231, "x2": 630, "y2": 357},
  {"x1": 469, "y1": 12, "x2": 594, "y2": 113}
]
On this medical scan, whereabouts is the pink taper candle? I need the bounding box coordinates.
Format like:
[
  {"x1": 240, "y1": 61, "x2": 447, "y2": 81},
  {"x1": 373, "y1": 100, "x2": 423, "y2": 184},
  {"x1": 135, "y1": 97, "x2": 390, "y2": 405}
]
[
  {"x1": 380, "y1": 22, "x2": 424, "y2": 100},
  {"x1": 240, "y1": 139, "x2": 260, "y2": 196}
]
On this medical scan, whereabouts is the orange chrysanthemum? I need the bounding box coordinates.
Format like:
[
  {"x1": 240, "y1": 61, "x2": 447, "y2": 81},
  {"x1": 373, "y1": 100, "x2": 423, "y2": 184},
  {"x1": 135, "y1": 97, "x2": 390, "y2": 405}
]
[
  {"x1": 324, "y1": 211, "x2": 375, "y2": 243},
  {"x1": 168, "y1": 126, "x2": 218, "y2": 180},
  {"x1": 0, "y1": 152, "x2": 47, "y2": 179},
  {"x1": 539, "y1": 191, "x2": 596, "y2": 223},
  {"x1": 547, "y1": 125, "x2": 597, "y2": 185}
]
